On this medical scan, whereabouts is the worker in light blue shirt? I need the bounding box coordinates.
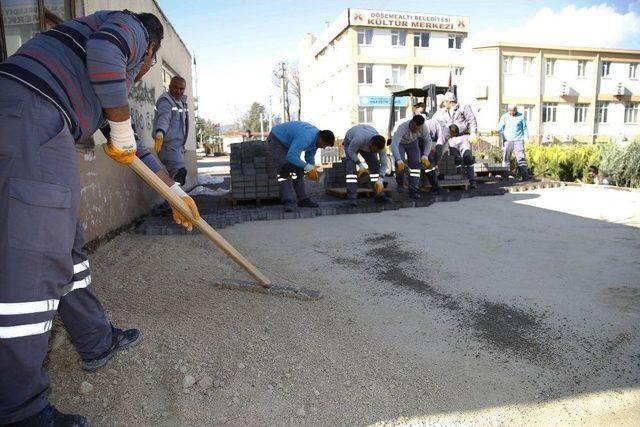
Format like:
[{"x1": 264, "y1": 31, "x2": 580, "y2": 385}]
[
  {"x1": 497, "y1": 103, "x2": 532, "y2": 181},
  {"x1": 267, "y1": 121, "x2": 335, "y2": 211}
]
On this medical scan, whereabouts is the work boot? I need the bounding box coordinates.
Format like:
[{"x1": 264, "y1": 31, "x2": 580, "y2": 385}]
[
  {"x1": 174, "y1": 168, "x2": 187, "y2": 186},
  {"x1": 283, "y1": 203, "x2": 295, "y2": 212},
  {"x1": 519, "y1": 165, "x2": 532, "y2": 181},
  {"x1": 347, "y1": 199, "x2": 358, "y2": 207},
  {"x1": 12, "y1": 403, "x2": 88, "y2": 427},
  {"x1": 82, "y1": 326, "x2": 142, "y2": 372},
  {"x1": 374, "y1": 195, "x2": 395, "y2": 205},
  {"x1": 408, "y1": 191, "x2": 421, "y2": 200},
  {"x1": 297, "y1": 198, "x2": 319, "y2": 208}
]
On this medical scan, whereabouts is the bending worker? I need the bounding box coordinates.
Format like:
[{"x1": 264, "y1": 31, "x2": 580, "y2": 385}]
[
  {"x1": 497, "y1": 103, "x2": 532, "y2": 181},
  {"x1": 343, "y1": 124, "x2": 394, "y2": 207},
  {"x1": 153, "y1": 75, "x2": 190, "y2": 186},
  {"x1": 391, "y1": 115, "x2": 430, "y2": 199},
  {"x1": 441, "y1": 91, "x2": 479, "y2": 144},
  {"x1": 420, "y1": 118, "x2": 450, "y2": 195},
  {"x1": 0, "y1": 10, "x2": 199, "y2": 426},
  {"x1": 267, "y1": 121, "x2": 335, "y2": 212},
  {"x1": 447, "y1": 124, "x2": 477, "y2": 188}
]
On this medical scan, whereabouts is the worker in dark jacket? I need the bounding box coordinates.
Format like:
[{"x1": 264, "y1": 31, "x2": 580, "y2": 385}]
[
  {"x1": 153, "y1": 76, "x2": 189, "y2": 185},
  {"x1": 0, "y1": 10, "x2": 199, "y2": 425}
]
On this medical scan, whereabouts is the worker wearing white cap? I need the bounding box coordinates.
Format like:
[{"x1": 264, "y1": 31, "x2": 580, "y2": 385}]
[
  {"x1": 497, "y1": 103, "x2": 532, "y2": 181},
  {"x1": 441, "y1": 91, "x2": 479, "y2": 144}
]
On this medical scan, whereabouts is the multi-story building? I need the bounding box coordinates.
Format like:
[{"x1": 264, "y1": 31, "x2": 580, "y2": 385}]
[
  {"x1": 0, "y1": 0, "x2": 196, "y2": 241},
  {"x1": 300, "y1": 8, "x2": 469, "y2": 137},
  {"x1": 469, "y1": 43, "x2": 640, "y2": 143},
  {"x1": 300, "y1": 8, "x2": 640, "y2": 143}
]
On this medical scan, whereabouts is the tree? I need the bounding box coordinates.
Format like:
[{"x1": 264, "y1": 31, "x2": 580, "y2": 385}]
[
  {"x1": 195, "y1": 117, "x2": 220, "y2": 141},
  {"x1": 241, "y1": 102, "x2": 268, "y2": 133},
  {"x1": 272, "y1": 61, "x2": 302, "y2": 122}
]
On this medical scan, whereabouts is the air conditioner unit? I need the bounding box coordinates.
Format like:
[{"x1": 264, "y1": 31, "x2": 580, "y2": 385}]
[
  {"x1": 564, "y1": 134, "x2": 573, "y2": 142},
  {"x1": 560, "y1": 81, "x2": 569, "y2": 97},
  {"x1": 384, "y1": 77, "x2": 392, "y2": 85},
  {"x1": 616, "y1": 82, "x2": 625, "y2": 96},
  {"x1": 544, "y1": 134, "x2": 553, "y2": 143}
]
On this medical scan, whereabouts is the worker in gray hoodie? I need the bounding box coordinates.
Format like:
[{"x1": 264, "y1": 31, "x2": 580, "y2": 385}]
[
  {"x1": 391, "y1": 115, "x2": 430, "y2": 199},
  {"x1": 447, "y1": 124, "x2": 477, "y2": 188},
  {"x1": 343, "y1": 124, "x2": 394, "y2": 206},
  {"x1": 420, "y1": 118, "x2": 450, "y2": 194}
]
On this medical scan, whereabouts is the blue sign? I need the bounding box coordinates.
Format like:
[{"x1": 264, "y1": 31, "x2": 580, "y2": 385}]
[{"x1": 359, "y1": 96, "x2": 408, "y2": 107}]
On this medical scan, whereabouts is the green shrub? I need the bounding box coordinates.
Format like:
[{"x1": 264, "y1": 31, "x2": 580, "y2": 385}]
[
  {"x1": 525, "y1": 143, "x2": 604, "y2": 182},
  {"x1": 600, "y1": 141, "x2": 640, "y2": 188}
]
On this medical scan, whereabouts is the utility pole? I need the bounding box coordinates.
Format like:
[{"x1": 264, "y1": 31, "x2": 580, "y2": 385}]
[
  {"x1": 268, "y1": 95, "x2": 273, "y2": 131},
  {"x1": 280, "y1": 61, "x2": 287, "y2": 123},
  {"x1": 260, "y1": 112, "x2": 265, "y2": 140}
]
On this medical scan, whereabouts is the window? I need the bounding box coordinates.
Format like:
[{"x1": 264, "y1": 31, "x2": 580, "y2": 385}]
[
  {"x1": 545, "y1": 59, "x2": 555, "y2": 76},
  {"x1": 358, "y1": 107, "x2": 374, "y2": 123},
  {"x1": 624, "y1": 102, "x2": 639, "y2": 124},
  {"x1": 454, "y1": 67, "x2": 463, "y2": 76},
  {"x1": 358, "y1": 64, "x2": 373, "y2": 84},
  {"x1": 162, "y1": 66, "x2": 175, "y2": 92},
  {"x1": 357, "y1": 28, "x2": 373, "y2": 45},
  {"x1": 413, "y1": 32, "x2": 429, "y2": 48},
  {"x1": 574, "y1": 104, "x2": 588, "y2": 123},
  {"x1": 414, "y1": 65, "x2": 423, "y2": 74},
  {"x1": 391, "y1": 65, "x2": 406, "y2": 85},
  {"x1": 597, "y1": 102, "x2": 609, "y2": 123},
  {"x1": 522, "y1": 105, "x2": 533, "y2": 122},
  {"x1": 0, "y1": 0, "x2": 76, "y2": 59},
  {"x1": 630, "y1": 63, "x2": 638, "y2": 79},
  {"x1": 542, "y1": 103, "x2": 557, "y2": 123},
  {"x1": 522, "y1": 57, "x2": 532, "y2": 74},
  {"x1": 448, "y1": 34, "x2": 463, "y2": 49},
  {"x1": 577, "y1": 60, "x2": 587, "y2": 77},
  {"x1": 503, "y1": 56, "x2": 514, "y2": 74},
  {"x1": 391, "y1": 30, "x2": 406, "y2": 46},
  {"x1": 601, "y1": 61, "x2": 611, "y2": 77},
  {"x1": 394, "y1": 107, "x2": 406, "y2": 121}
]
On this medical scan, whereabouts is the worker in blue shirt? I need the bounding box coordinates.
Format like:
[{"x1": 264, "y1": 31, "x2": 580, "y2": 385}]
[
  {"x1": 267, "y1": 121, "x2": 335, "y2": 211},
  {"x1": 497, "y1": 103, "x2": 532, "y2": 181}
]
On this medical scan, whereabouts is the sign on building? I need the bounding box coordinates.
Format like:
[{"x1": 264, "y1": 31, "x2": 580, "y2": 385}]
[
  {"x1": 350, "y1": 8, "x2": 468, "y2": 33},
  {"x1": 359, "y1": 96, "x2": 408, "y2": 107}
]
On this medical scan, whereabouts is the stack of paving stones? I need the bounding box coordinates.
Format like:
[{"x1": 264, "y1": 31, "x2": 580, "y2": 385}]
[
  {"x1": 323, "y1": 158, "x2": 373, "y2": 188},
  {"x1": 230, "y1": 141, "x2": 280, "y2": 202},
  {"x1": 437, "y1": 153, "x2": 458, "y2": 176}
]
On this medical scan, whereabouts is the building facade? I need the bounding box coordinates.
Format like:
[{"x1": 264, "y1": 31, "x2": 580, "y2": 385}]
[
  {"x1": 0, "y1": 0, "x2": 197, "y2": 241},
  {"x1": 300, "y1": 8, "x2": 640, "y2": 144},
  {"x1": 469, "y1": 43, "x2": 640, "y2": 143},
  {"x1": 300, "y1": 8, "x2": 469, "y2": 138}
]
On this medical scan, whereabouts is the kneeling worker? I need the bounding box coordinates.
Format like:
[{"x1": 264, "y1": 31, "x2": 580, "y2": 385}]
[
  {"x1": 391, "y1": 115, "x2": 431, "y2": 199},
  {"x1": 343, "y1": 124, "x2": 394, "y2": 206},
  {"x1": 153, "y1": 76, "x2": 190, "y2": 185},
  {"x1": 267, "y1": 121, "x2": 335, "y2": 212},
  {"x1": 447, "y1": 124, "x2": 477, "y2": 188}
]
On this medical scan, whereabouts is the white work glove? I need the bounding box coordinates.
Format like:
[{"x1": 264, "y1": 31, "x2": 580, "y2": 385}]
[
  {"x1": 374, "y1": 177, "x2": 384, "y2": 193},
  {"x1": 356, "y1": 161, "x2": 369, "y2": 178},
  {"x1": 169, "y1": 182, "x2": 201, "y2": 232},
  {"x1": 103, "y1": 118, "x2": 137, "y2": 164},
  {"x1": 304, "y1": 164, "x2": 319, "y2": 181}
]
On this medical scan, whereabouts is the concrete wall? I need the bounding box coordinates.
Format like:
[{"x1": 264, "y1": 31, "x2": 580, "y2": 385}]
[{"x1": 78, "y1": 0, "x2": 196, "y2": 241}]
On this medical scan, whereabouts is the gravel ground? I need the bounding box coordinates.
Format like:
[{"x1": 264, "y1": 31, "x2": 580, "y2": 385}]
[{"x1": 46, "y1": 186, "x2": 640, "y2": 426}]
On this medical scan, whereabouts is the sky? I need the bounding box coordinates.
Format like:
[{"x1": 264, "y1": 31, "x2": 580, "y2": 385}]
[{"x1": 157, "y1": 0, "x2": 640, "y2": 124}]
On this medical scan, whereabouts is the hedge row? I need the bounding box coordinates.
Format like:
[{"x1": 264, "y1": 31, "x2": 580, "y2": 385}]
[{"x1": 474, "y1": 142, "x2": 640, "y2": 188}]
